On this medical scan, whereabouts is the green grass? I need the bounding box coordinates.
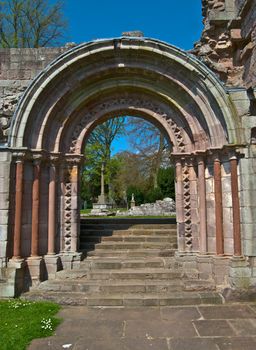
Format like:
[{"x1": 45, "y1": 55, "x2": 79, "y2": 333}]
[
  {"x1": 0, "y1": 299, "x2": 61, "y2": 350},
  {"x1": 84, "y1": 215, "x2": 176, "y2": 219},
  {"x1": 80, "y1": 208, "x2": 92, "y2": 214}
]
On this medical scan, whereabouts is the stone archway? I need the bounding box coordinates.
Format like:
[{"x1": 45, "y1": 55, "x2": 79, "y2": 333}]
[{"x1": 6, "y1": 38, "x2": 243, "y2": 292}]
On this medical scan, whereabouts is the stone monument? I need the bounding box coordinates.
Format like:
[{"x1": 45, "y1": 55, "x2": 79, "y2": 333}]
[
  {"x1": 90, "y1": 162, "x2": 113, "y2": 215},
  {"x1": 130, "y1": 193, "x2": 136, "y2": 208}
]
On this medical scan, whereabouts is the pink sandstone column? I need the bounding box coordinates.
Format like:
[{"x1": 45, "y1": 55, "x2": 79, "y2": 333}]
[
  {"x1": 198, "y1": 156, "x2": 207, "y2": 254},
  {"x1": 230, "y1": 156, "x2": 242, "y2": 256},
  {"x1": 31, "y1": 158, "x2": 41, "y2": 257},
  {"x1": 70, "y1": 162, "x2": 80, "y2": 253},
  {"x1": 13, "y1": 158, "x2": 24, "y2": 259},
  {"x1": 175, "y1": 159, "x2": 185, "y2": 252},
  {"x1": 47, "y1": 162, "x2": 56, "y2": 255},
  {"x1": 214, "y1": 156, "x2": 224, "y2": 255}
]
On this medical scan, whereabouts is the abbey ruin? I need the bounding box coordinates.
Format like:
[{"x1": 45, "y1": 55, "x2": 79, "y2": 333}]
[{"x1": 0, "y1": 0, "x2": 255, "y2": 302}]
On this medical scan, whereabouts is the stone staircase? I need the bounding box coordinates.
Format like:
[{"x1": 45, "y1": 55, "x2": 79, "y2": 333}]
[{"x1": 23, "y1": 218, "x2": 223, "y2": 306}]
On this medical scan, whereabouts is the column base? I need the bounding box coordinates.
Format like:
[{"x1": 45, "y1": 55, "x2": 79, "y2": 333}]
[
  {"x1": 196, "y1": 254, "x2": 214, "y2": 280},
  {"x1": 174, "y1": 252, "x2": 198, "y2": 279},
  {"x1": 229, "y1": 256, "x2": 251, "y2": 289},
  {"x1": 212, "y1": 255, "x2": 230, "y2": 287},
  {"x1": 27, "y1": 256, "x2": 43, "y2": 287},
  {"x1": 44, "y1": 255, "x2": 61, "y2": 279},
  {"x1": 1, "y1": 259, "x2": 27, "y2": 297},
  {"x1": 60, "y1": 252, "x2": 83, "y2": 270}
]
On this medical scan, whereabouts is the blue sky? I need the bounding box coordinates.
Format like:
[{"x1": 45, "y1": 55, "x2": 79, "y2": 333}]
[
  {"x1": 61, "y1": 0, "x2": 203, "y2": 154},
  {"x1": 63, "y1": 0, "x2": 203, "y2": 50}
]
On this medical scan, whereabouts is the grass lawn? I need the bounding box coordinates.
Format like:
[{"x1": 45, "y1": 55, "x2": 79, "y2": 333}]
[{"x1": 0, "y1": 299, "x2": 61, "y2": 350}]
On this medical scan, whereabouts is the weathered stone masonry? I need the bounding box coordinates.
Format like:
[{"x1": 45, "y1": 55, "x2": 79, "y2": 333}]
[{"x1": 0, "y1": 0, "x2": 256, "y2": 296}]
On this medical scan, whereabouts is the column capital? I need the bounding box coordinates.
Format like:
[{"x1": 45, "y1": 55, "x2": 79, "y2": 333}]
[
  {"x1": 48, "y1": 153, "x2": 61, "y2": 166},
  {"x1": 13, "y1": 152, "x2": 26, "y2": 162},
  {"x1": 196, "y1": 154, "x2": 206, "y2": 164},
  {"x1": 65, "y1": 154, "x2": 84, "y2": 166},
  {"x1": 32, "y1": 154, "x2": 43, "y2": 165}
]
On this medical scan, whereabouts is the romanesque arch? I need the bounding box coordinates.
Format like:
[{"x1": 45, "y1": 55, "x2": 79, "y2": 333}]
[{"x1": 7, "y1": 38, "x2": 243, "y2": 287}]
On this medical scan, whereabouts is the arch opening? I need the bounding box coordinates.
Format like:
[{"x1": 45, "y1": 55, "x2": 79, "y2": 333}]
[{"x1": 7, "y1": 38, "x2": 242, "y2": 292}]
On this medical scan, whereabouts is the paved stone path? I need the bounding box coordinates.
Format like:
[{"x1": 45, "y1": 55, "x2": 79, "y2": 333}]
[{"x1": 29, "y1": 304, "x2": 256, "y2": 350}]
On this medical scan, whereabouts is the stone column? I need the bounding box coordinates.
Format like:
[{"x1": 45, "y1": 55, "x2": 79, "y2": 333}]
[
  {"x1": 31, "y1": 158, "x2": 41, "y2": 257},
  {"x1": 59, "y1": 162, "x2": 66, "y2": 253},
  {"x1": 214, "y1": 155, "x2": 224, "y2": 255},
  {"x1": 230, "y1": 156, "x2": 242, "y2": 256},
  {"x1": 175, "y1": 159, "x2": 185, "y2": 252},
  {"x1": 27, "y1": 156, "x2": 42, "y2": 286},
  {"x1": 70, "y1": 162, "x2": 79, "y2": 253},
  {"x1": 45, "y1": 156, "x2": 61, "y2": 278},
  {"x1": 197, "y1": 156, "x2": 207, "y2": 254},
  {"x1": 12, "y1": 158, "x2": 24, "y2": 260},
  {"x1": 47, "y1": 162, "x2": 57, "y2": 255}
]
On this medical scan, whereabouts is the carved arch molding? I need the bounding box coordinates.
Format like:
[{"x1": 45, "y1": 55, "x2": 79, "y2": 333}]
[
  {"x1": 62, "y1": 96, "x2": 193, "y2": 251},
  {"x1": 67, "y1": 96, "x2": 187, "y2": 154}
]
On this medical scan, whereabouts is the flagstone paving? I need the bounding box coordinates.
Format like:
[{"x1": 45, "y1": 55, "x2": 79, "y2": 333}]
[{"x1": 28, "y1": 303, "x2": 256, "y2": 350}]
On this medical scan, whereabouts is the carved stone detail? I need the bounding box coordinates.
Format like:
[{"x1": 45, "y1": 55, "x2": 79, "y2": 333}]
[
  {"x1": 0, "y1": 90, "x2": 26, "y2": 144},
  {"x1": 182, "y1": 163, "x2": 192, "y2": 250},
  {"x1": 63, "y1": 169, "x2": 72, "y2": 252},
  {"x1": 193, "y1": 0, "x2": 244, "y2": 86},
  {"x1": 69, "y1": 97, "x2": 186, "y2": 153}
]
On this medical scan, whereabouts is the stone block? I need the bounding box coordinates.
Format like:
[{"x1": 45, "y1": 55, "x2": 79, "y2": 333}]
[
  {"x1": 243, "y1": 239, "x2": 256, "y2": 256},
  {"x1": 231, "y1": 97, "x2": 250, "y2": 117},
  {"x1": 0, "y1": 225, "x2": 8, "y2": 241},
  {"x1": 230, "y1": 29, "x2": 242, "y2": 41},
  {"x1": 44, "y1": 255, "x2": 61, "y2": 279},
  {"x1": 0, "y1": 152, "x2": 11, "y2": 162},
  {"x1": 241, "y1": 188, "x2": 256, "y2": 205},
  {"x1": 239, "y1": 173, "x2": 256, "y2": 191},
  {"x1": 223, "y1": 207, "x2": 233, "y2": 224},
  {"x1": 224, "y1": 238, "x2": 234, "y2": 255},
  {"x1": 212, "y1": 256, "x2": 230, "y2": 286},
  {"x1": 229, "y1": 276, "x2": 252, "y2": 289},
  {"x1": 0, "y1": 162, "x2": 10, "y2": 178},
  {"x1": 205, "y1": 178, "x2": 213, "y2": 193},
  {"x1": 197, "y1": 255, "x2": 213, "y2": 280},
  {"x1": 27, "y1": 257, "x2": 44, "y2": 286},
  {"x1": 207, "y1": 237, "x2": 216, "y2": 253},
  {"x1": 222, "y1": 192, "x2": 233, "y2": 207},
  {"x1": 189, "y1": 181, "x2": 197, "y2": 195},
  {"x1": 241, "y1": 207, "x2": 256, "y2": 224},
  {"x1": 0, "y1": 192, "x2": 9, "y2": 210},
  {"x1": 0, "y1": 240, "x2": 7, "y2": 258},
  {"x1": 0, "y1": 210, "x2": 9, "y2": 225},
  {"x1": 221, "y1": 177, "x2": 231, "y2": 193},
  {"x1": 0, "y1": 178, "x2": 10, "y2": 193},
  {"x1": 239, "y1": 158, "x2": 256, "y2": 175}
]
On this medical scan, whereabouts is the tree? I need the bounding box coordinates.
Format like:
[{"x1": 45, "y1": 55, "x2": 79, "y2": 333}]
[
  {"x1": 0, "y1": 0, "x2": 67, "y2": 48},
  {"x1": 82, "y1": 118, "x2": 126, "y2": 206},
  {"x1": 125, "y1": 117, "x2": 171, "y2": 189},
  {"x1": 157, "y1": 167, "x2": 175, "y2": 199},
  {"x1": 86, "y1": 118, "x2": 125, "y2": 165}
]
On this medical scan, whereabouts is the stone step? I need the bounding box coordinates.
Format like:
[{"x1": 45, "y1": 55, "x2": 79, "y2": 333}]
[
  {"x1": 81, "y1": 257, "x2": 176, "y2": 269},
  {"x1": 82, "y1": 242, "x2": 176, "y2": 251},
  {"x1": 81, "y1": 224, "x2": 177, "y2": 231},
  {"x1": 86, "y1": 268, "x2": 182, "y2": 280},
  {"x1": 80, "y1": 229, "x2": 177, "y2": 236},
  {"x1": 38, "y1": 279, "x2": 183, "y2": 293},
  {"x1": 80, "y1": 235, "x2": 177, "y2": 243},
  {"x1": 85, "y1": 248, "x2": 176, "y2": 258},
  {"x1": 22, "y1": 291, "x2": 223, "y2": 306}
]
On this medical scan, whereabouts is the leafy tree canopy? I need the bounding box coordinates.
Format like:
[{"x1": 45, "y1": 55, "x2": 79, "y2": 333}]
[{"x1": 0, "y1": 0, "x2": 67, "y2": 48}]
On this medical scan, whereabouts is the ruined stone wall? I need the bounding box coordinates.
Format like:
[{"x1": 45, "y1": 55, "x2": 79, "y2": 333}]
[
  {"x1": 193, "y1": 0, "x2": 256, "y2": 88},
  {"x1": 0, "y1": 47, "x2": 69, "y2": 144}
]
